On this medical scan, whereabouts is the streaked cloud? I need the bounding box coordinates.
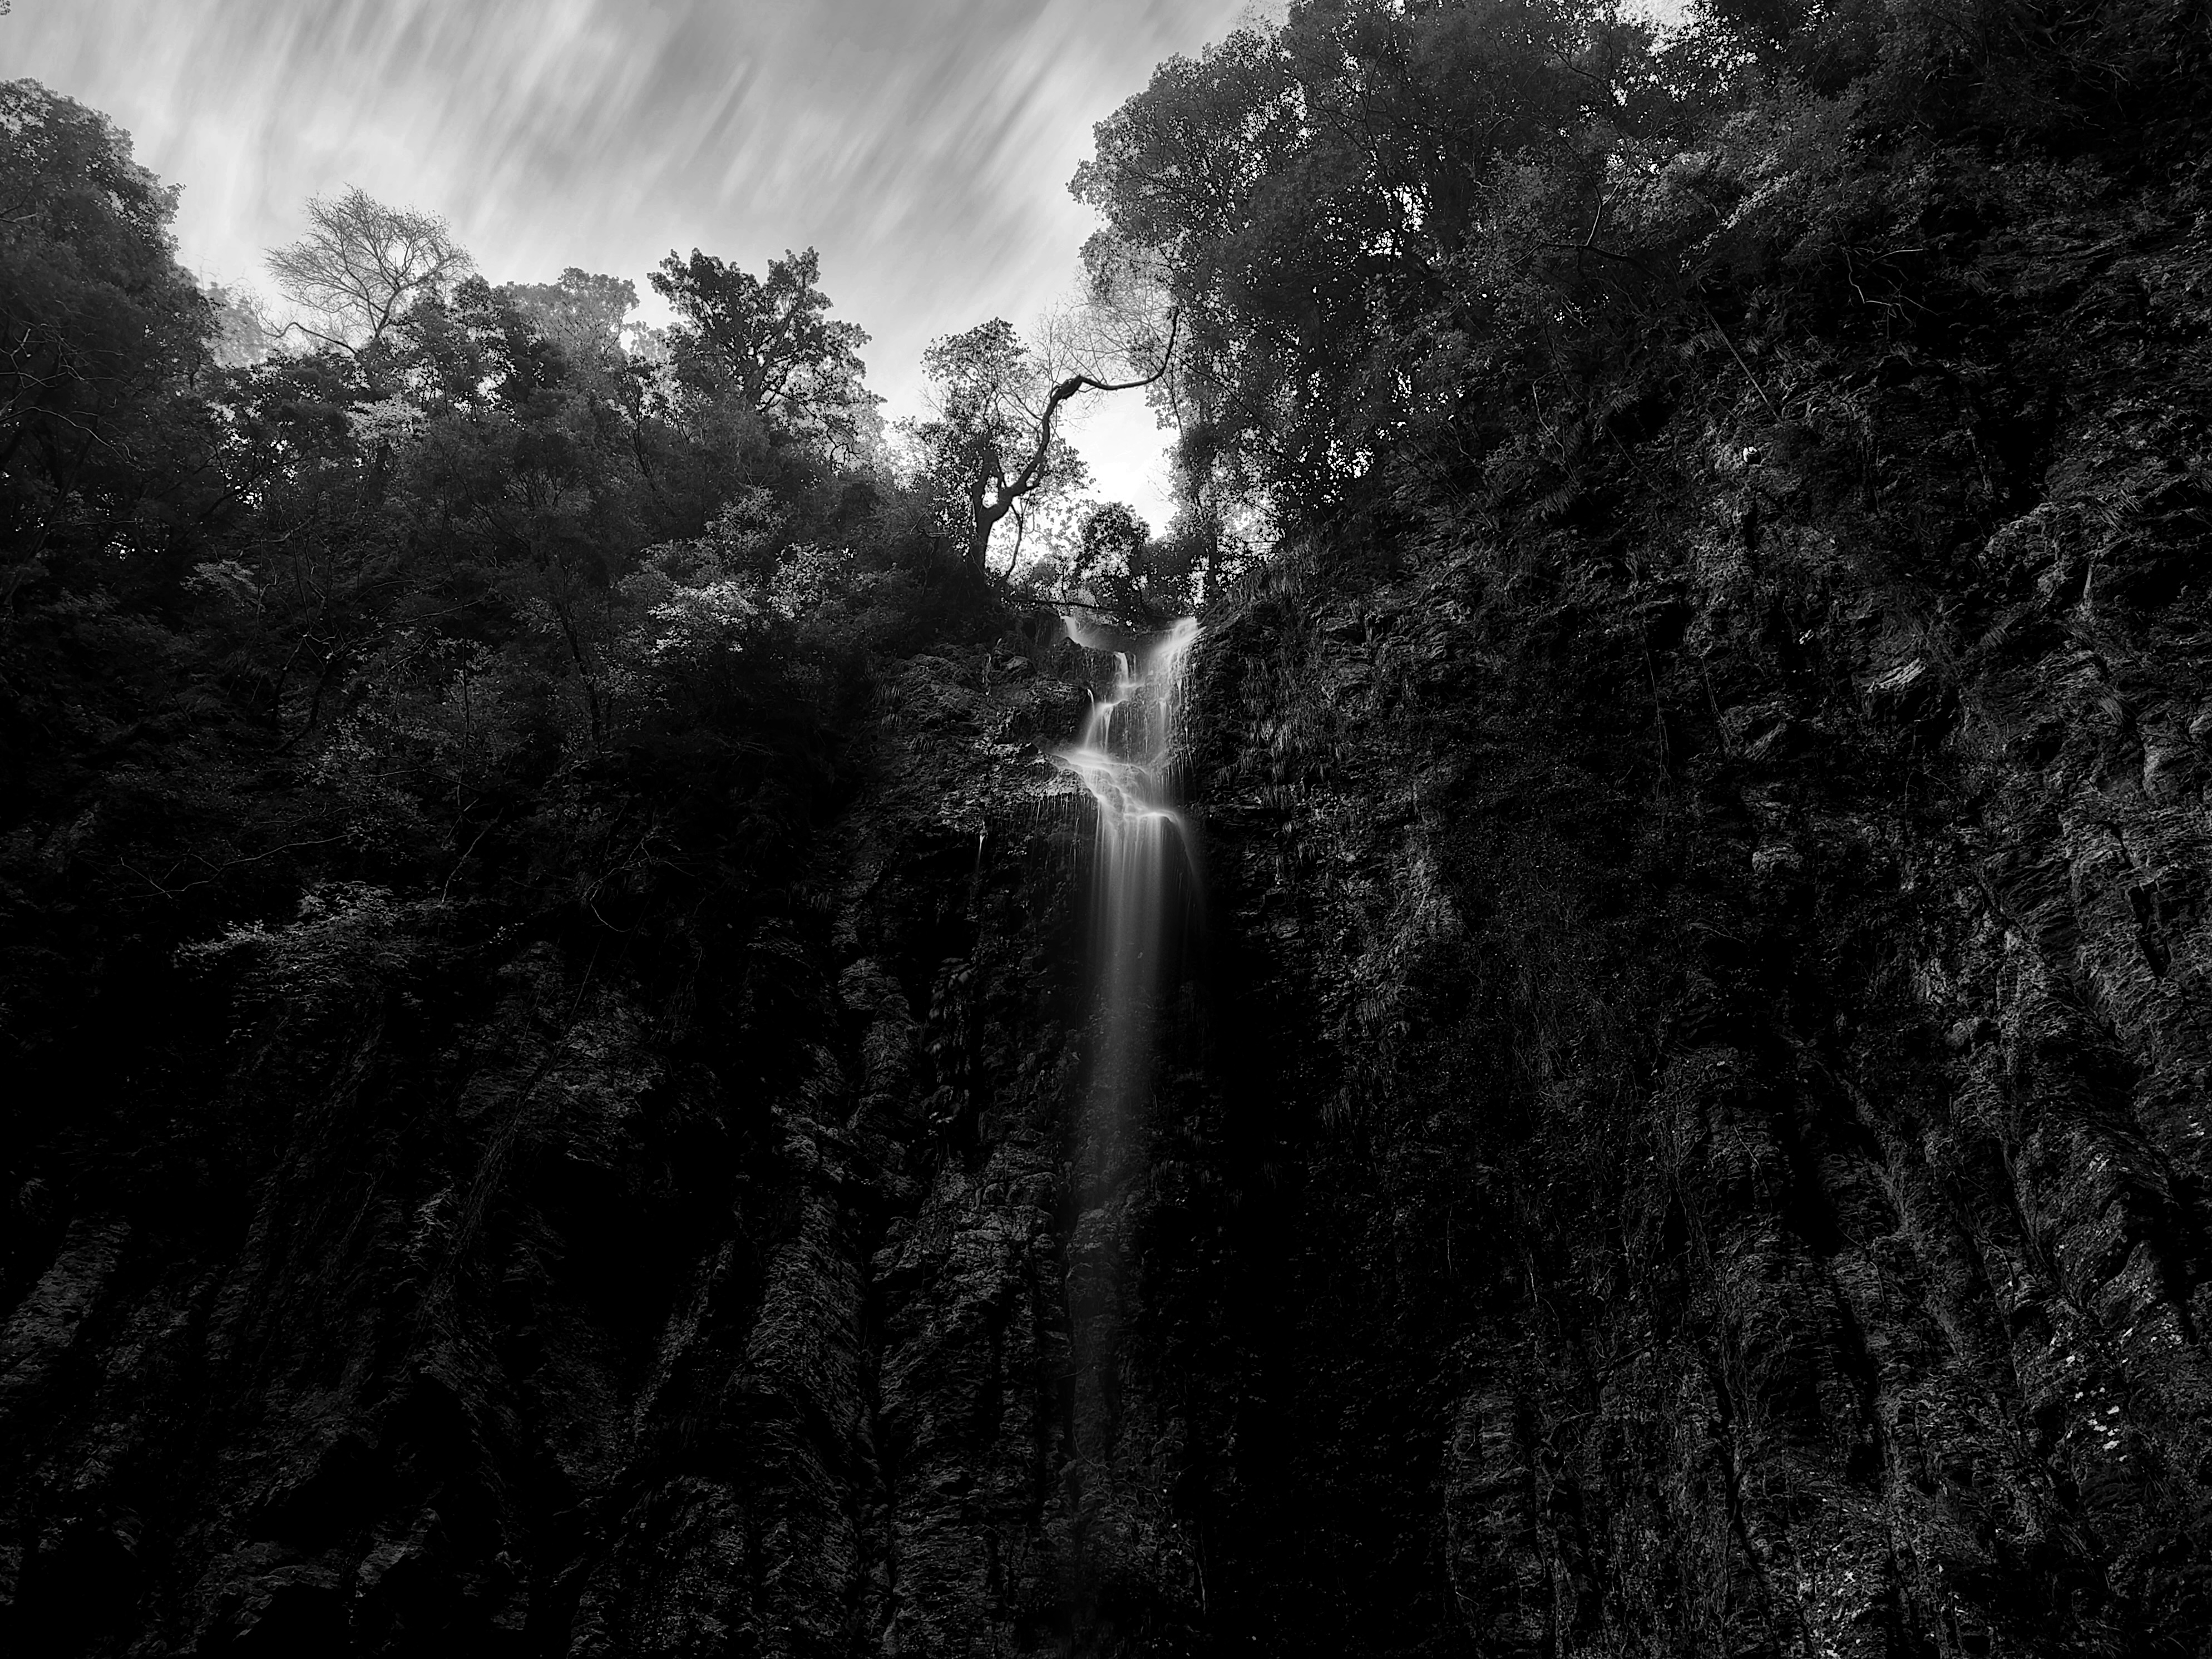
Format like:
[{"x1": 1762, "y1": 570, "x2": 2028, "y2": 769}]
[{"x1": 6, "y1": 0, "x2": 1254, "y2": 521}]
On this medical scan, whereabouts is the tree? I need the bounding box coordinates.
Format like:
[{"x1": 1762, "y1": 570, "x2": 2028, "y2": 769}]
[
  {"x1": 503, "y1": 268, "x2": 636, "y2": 374},
  {"x1": 1065, "y1": 500, "x2": 1198, "y2": 620},
  {"x1": 915, "y1": 311, "x2": 1178, "y2": 571},
  {"x1": 266, "y1": 186, "x2": 473, "y2": 354},
  {"x1": 649, "y1": 246, "x2": 876, "y2": 453},
  {"x1": 1071, "y1": 0, "x2": 1651, "y2": 521},
  {"x1": 0, "y1": 79, "x2": 209, "y2": 493},
  {"x1": 203, "y1": 282, "x2": 273, "y2": 368},
  {"x1": 1073, "y1": 500, "x2": 1149, "y2": 594}
]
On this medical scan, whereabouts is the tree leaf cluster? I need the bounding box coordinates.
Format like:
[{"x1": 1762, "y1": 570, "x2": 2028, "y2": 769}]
[{"x1": 649, "y1": 245, "x2": 881, "y2": 462}]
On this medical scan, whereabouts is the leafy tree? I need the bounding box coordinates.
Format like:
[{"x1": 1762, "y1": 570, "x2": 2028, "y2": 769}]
[
  {"x1": 266, "y1": 185, "x2": 473, "y2": 356},
  {"x1": 911, "y1": 318, "x2": 1077, "y2": 573},
  {"x1": 203, "y1": 282, "x2": 273, "y2": 368},
  {"x1": 911, "y1": 312, "x2": 1179, "y2": 571},
  {"x1": 1073, "y1": 500, "x2": 1148, "y2": 587},
  {"x1": 649, "y1": 246, "x2": 877, "y2": 455},
  {"x1": 503, "y1": 268, "x2": 638, "y2": 376},
  {"x1": 1072, "y1": 0, "x2": 1661, "y2": 521},
  {"x1": 0, "y1": 79, "x2": 209, "y2": 498},
  {"x1": 1063, "y1": 499, "x2": 1197, "y2": 620}
]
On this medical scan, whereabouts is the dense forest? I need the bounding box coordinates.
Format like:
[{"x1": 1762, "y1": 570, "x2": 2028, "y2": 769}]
[{"x1": 5, "y1": 0, "x2": 2212, "y2": 1653}]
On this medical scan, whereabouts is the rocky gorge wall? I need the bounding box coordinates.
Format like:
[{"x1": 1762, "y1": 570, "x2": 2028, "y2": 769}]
[
  {"x1": 1141, "y1": 162, "x2": 2212, "y2": 1656},
  {"x1": 7, "y1": 156, "x2": 2212, "y2": 1659}
]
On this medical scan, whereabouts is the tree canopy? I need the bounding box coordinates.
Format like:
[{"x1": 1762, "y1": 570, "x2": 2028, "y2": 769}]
[
  {"x1": 0, "y1": 80, "x2": 208, "y2": 498},
  {"x1": 1072, "y1": 0, "x2": 2212, "y2": 535},
  {"x1": 2, "y1": 75, "x2": 1026, "y2": 1100},
  {"x1": 649, "y1": 245, "x2": 878, "y2": 456}
]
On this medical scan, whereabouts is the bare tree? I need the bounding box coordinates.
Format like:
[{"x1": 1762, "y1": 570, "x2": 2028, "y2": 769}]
[{"x1": 266, "y1": 187, "x2": 472, "y2": 353}]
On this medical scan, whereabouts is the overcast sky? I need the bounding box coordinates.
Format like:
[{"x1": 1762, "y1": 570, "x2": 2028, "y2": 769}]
[{"x1": 6, "y1": 0, "x2": 1260, "y2": 525}]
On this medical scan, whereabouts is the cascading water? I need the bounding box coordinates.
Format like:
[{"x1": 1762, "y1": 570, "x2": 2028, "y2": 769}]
[
  {"x1": 1058, "y1": 614, "x2": 1201, "y2": 1173},
  {"x1": 1051, "y1": 615, "x2": 1202, "y2": 1615}
]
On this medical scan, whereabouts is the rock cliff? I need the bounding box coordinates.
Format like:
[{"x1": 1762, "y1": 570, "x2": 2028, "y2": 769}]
[{"x1": 1148, "y1": 159, "x2": 2212, "y2": 1657}]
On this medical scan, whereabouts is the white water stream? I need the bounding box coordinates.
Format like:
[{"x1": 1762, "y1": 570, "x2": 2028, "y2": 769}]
[
  {"x1": 1058, "y1": 615, "x2": 1201, "y2": 1145},
  {"x1": 1052, "y1": 614, "x2": 1201, "y2": 1562}
]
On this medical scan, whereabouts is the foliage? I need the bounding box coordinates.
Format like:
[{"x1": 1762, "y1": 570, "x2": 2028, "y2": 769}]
[
  {"x1": 0, "y1": 80, "x2": 210, "y2": 505},
  {"x1": 649, "y1": 245, "x2": 880, "y2": 459},
  {"x1": 1073, "y1": 0, "x2": 2212, "y2": 535},
  {"x1": 1073, "y1": 0, "x2": 1652, "y2": 519},
  {"x1": 502, "y1": 266, "x2": 638, "y2": 372},
  {"x1": 0, "y1": 79, "x2": 1030, "y2": 1261},
  {"x1": 905, "y1": 316, "x2": 1098, "y2": 572}
]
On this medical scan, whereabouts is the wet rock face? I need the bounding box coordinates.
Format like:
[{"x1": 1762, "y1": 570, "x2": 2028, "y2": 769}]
[
  {"x1": 7, "y1": 199, "x2": 2212, "y2": 1659},
  {"x1": 1137, "y1": 180, "x2": 2212, "y2": 1654}
]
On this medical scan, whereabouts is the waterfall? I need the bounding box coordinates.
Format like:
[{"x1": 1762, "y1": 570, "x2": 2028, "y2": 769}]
[
  {"x1": 1058, "y1": 615, "x2": 1201, "y2": 1159},
  {"x1": 1052, "y1": 618, "x2": 1202, "y2": 1612}
]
